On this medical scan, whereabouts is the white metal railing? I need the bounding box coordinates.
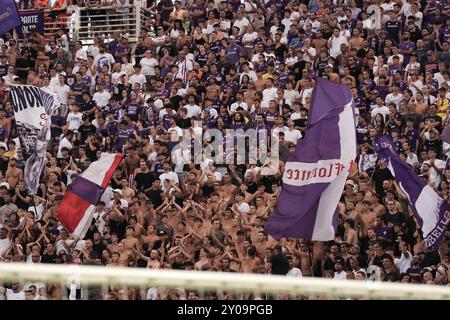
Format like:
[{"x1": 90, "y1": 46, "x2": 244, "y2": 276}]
[
  {"x1": 1, "y1": 263, "x2": 450, "y2": 300},
  {"x1": 73, "y1": 4, "x2": 140, "y2": 43},
  {"x1": 53, "y1": 4, "x2": 148, "y2": 44},
  {"x1": 18, "y1": 4, "x2": 153, "y2": 45}
]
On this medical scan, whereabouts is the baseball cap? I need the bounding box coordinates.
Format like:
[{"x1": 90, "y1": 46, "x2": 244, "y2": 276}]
[
  {"x1": 112, "y1": 189, "x2": 123, "y2": 196},
  {"x1": 427, "y1": 50, "x2": 434, "y2": 55},
  {"x1": 0, "y1": 182, "x2": 10, "y2": 189},
  {"x1": 346, "y1": 180, "x2": 355, "y2": 187}
]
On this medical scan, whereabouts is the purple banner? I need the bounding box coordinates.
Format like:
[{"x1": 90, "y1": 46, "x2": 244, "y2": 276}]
[
  {"x1": 0, "y1": 0, "x2": 22, "y2": 36},
  {"x1": 16, "y1": 10, "x2": 44, "y2": 38}
]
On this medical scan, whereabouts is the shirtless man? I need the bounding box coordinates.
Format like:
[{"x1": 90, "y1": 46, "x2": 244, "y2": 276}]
[
  {"x1": 122, "y1": 148, "x2": 140, "y2": 177},
  {"x1": 107, "y1": 252, "x2": 121, "y2": 267},
  {"x1": 121, "y1": 227, "x2": 139, "y2": 251},
  {"x1": 217, "y1": 206, "x2": 234, "y2": 235},
  {"x1": 107, "y1": 233, "x2": 120, "y2": 253},
  {"x1": 237, "y1": 245, "x2": 261, "y2": 273},
  {"x1": 134, "y1": 249, "x2": 161, "y2": 269},
  {"x1": 119, "y1": 178, "x2": 135, "y2": 204},
  {"x1": 354, "y1": 200, "x2": 377, "y2": 238},
  {"x1": 218, "y1": 174, "x2": 237, "y2": 205},
  {"x1": 254, "y1": 231, "x2": 270, "y2": 259},
  {"x1": 255, "y1": 195, "x2": 269, "y2": 217},
  {"x1": 242, "y1": 216, "x2": 264, "y2": 244},
  {"x1": 117, "y1": 242, "x2": 134, "y2": 267},
  {"x1": 293, "y1": 241, "x2": 313, "y2": 277},
  {"x1": 348, "y1": 28, "x2": 364, "y2": 51},
  {"x1": 45, "y1": 157, "x2": 62, "y2": 179},
  {"x1": 324, "y1": 64, "x2": 340, "y2": 83},
  {"x1": 6, "y1": 158, "x2": 23, "y2": 189}
]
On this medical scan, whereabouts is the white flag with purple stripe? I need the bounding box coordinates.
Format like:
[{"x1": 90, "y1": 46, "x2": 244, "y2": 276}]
[{"x1": 375, "y1": 135, "x2": 449, "y2": 251}]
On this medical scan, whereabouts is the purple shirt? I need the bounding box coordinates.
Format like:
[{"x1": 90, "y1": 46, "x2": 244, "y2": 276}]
[
  {"x1": 0, "y1": 126, "x2": 7, "y2": 142},
  {"x1": 264, "y1": 111, "x2": 278, "y2": 129},
  {"x1": 126, "y1": 103, "x2": 142, "y2": 121},
  {"x1": 405, "y1": 128, "x2": 419, "y2": 149},
  {"x1": 225, "y1": 44, "x2": 242, "y2": 65}
]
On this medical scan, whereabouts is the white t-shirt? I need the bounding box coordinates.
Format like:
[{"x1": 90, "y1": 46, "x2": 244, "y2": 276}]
[
  {"x1": 92, "y1": 91, "x2": 111, "y2": 108},
  {"x1": 284, "y1": 89, "x2": 300, "y2": 106},
  {"x1": 88, "y1": 45, "x2": 100, "y2": 57},
  {"x1": 55, "y1": 84, "x2": 70, "y2": 105},
  {"x1": 423, "y1": 159, "x2": 446, "y2": 188},
  {"x1": 128, "y1": 74, "x2": 147, "y2": 87},
  {"x1": 167, "y1": 126, "x2": 183, "y2": 142},
  {"x1": 238, "y1": 202, "x2": 250, "y2": 214},
  {"x1": 183, "y1": 104, "x2": 202, "y2": 118},
  {"x1": 242, "y1": 31, "x2": 258, "y2": 48},
  {"x1": 57, "y1": 136, "x2": 72, "y2": 158},
  {"x1": 172, "y1": 148, "x2": 191, "y2": 173},
  {"x1": 112, "y1": 71, "x2": 127, "y2": 84},
  {"x1": 230, "y1": 101, "x2": 249, "y2": 113},
  {"x1": 140, "y1": 57, "x2": 159, "y2": 76},
  {"x1": 159, "y1": 171, "x2": 179, "y2": 191},
  {"x1": 284, "y1": 129, "x2": 302, "y2": 144},
  {"x1": 302, "y1": 47, "x2": 317, "y2": 63},
  {"x1": 385, "y1": 93, "x2": 404, "y2": 109},
  {"x1": 93, "y1": 53, "x2": 115, "y2": 70},
  {"x1": 262, "y1": 87, "x2": 278, "y2": 108},
  {"x1": 5, "y1": 289, "x2": 25, "y2": 300},
  {"x1": 287, "y1": 267, "x2": 303, "y2": 277},
  {"x1": 75, "y1": 49, "x2": 87, "y2": 61},
  {"x1": 394, "y1": 252, "x2": 412, "y2": 274},
  {"x1": 233, "y1": 17, "x2": 250, "y2": 35},
  {"x1": 239, "y1": 71, "x2": 257, "y2": 83},
  {"x1": 333, "y1": 270, "x2": 347, "y2": 280},
  {"x1": 66, "y1": 112, "x2": 83, "y2": 131},
  {"x1": 387, "y1": 54, "x2": 404, "y2": 65},
  {"x1": 371, "y1": 105, "x2": 390, "y2": 120},
  {"x1": 0, "y1": 237, "x2": 11, "y2": 256},
  {"x1": 329, "y1": 35, "x2": 349, "y2": 58}
]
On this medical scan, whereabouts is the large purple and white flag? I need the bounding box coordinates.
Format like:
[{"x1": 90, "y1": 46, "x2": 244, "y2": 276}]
[
  {"x1": 374, "y1": 135, "x2": 449, "y2": 251},
  {"x1": 264, "y1": 78, "x2": 356, "y2": 240}
]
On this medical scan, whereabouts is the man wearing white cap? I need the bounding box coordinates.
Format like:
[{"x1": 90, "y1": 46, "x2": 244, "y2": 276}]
[{"x1": 112, "y1": 189, "x2": 128, "y2": 208}]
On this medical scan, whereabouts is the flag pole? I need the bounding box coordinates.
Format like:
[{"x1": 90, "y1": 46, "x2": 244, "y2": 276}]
[
  {"x1": 31, "y1": 194, "x2": 39, "y2": 219},
  {"x1": 307, "y1": 240, "x2": 314, "y2": 276}
]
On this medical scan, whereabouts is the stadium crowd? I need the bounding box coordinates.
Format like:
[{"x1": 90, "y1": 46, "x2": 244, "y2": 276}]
[{"x1": 0, "y1": 0, "x2": 450, "y2": 300}]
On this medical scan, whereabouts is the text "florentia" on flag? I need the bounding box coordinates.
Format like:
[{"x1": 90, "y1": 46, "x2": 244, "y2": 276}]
[{"x1": 264, "y1": 78, "x2": 357, "y2": 241}]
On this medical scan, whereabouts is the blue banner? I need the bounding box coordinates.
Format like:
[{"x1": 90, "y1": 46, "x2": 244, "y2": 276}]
[
  {"x1": 16, "y1": 10, "x2": 44, "y2": 38},
  {"x1": 0, "y1": 0, "x2": 22, "y2": 36}
]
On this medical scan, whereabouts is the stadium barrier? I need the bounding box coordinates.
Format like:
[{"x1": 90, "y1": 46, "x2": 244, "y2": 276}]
[{"x1": 1, "y1": 263, "x2": 450, "y2": 300}]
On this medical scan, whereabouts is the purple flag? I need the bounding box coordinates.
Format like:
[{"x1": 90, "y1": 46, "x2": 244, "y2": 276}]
[
  {"x1": 374, "y1": 135, "x2": 449, "y2": 251},
  {"x1": 0, "y1": 0, "x2": 22, "y2": 36},
  {"x1": 264, "y1": 78, "x2": 356, "y2": 240}
]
